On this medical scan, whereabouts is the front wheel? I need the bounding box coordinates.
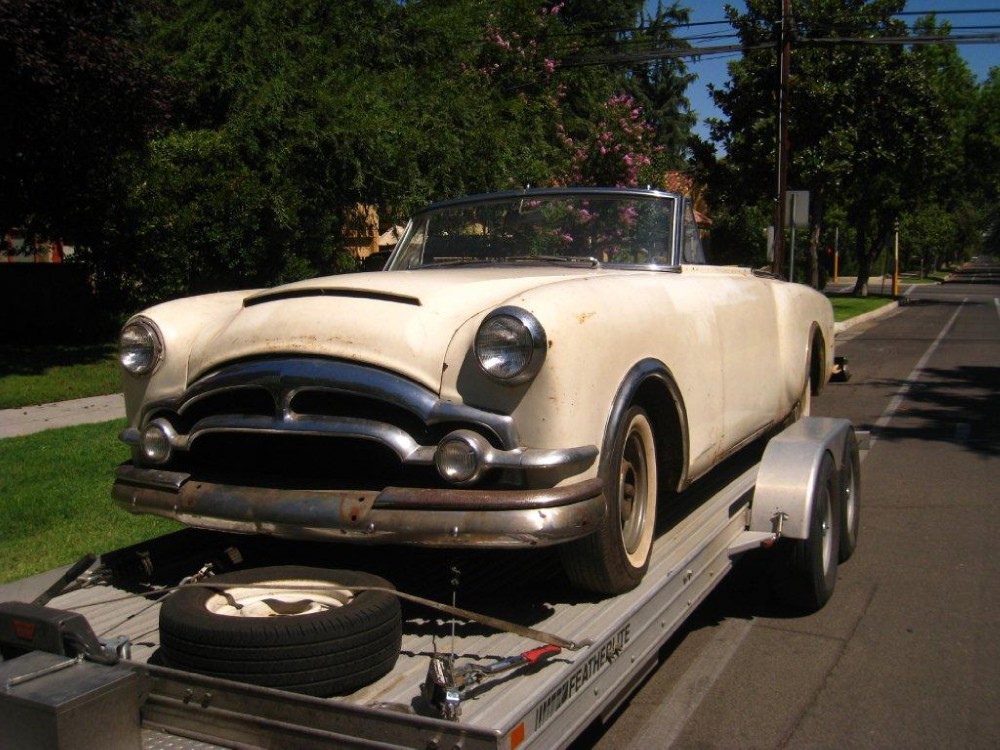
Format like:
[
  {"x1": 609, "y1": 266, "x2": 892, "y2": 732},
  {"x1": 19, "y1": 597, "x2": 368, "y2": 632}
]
[
  {"x1": 794, "y1": 370, "x2": 812, "y2": 420},
  {"x1": 560, "y1": 406, "x2": 658, "y2": 595}
]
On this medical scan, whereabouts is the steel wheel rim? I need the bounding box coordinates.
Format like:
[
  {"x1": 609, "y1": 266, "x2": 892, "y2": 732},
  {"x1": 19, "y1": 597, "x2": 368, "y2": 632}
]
[
  {"x1": 800, "y1": 375, "x2": 812, "y2": 418},
  {"x1": 820, "y1": 490, "x2": 834, "y2": 573},
  {"x1": 843, "y1": 458, "x2": 857, "y2": 535},
  {"x1": 619, "y1": 414, "x2": 656, "y2": 566},
  {"x1": 204, "y1": 580, "x2": 354, "y2": 618}
]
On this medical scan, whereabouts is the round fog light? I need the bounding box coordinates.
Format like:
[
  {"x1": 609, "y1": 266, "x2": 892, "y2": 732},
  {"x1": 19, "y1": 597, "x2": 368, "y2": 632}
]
[
  {"x1": 435, "y1": 433, "x2": 485, "y2": 485},
  {"x1": 140, "y1": 421, "x2": 174, "y2": 464}
]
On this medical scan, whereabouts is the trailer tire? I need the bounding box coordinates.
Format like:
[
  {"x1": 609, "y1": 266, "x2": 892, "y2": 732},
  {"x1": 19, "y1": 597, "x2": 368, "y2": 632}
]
[
  {"x1": 560, "y1": 405, "x2": 657, "y2": 595},
  {"x1": 773, "y1": 453, "x2": 840, "y2": 613},
  {"x1": 838, "y1": 431, "x2": 861, "y2": 562},
  {"x1": 158, "y1": 566, "x2": 401, "y2": 696}
]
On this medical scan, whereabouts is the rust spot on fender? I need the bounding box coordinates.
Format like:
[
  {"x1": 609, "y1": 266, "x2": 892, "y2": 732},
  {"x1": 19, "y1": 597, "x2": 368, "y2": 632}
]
[{"x1": 577, "y1": 312, "x2": 596, "y2": 324}]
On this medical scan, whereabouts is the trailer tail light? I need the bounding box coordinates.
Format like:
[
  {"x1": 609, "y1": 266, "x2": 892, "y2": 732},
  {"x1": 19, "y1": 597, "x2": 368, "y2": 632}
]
[
  {"x1": 510, "y1": 722, "x2": 526, "y2": 749},
  {"x1": 12, "y1": 619, "x2": 36, "y2": 641}
]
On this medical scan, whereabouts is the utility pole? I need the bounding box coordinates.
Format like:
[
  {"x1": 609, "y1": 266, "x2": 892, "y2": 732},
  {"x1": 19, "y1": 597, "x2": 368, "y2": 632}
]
[
  {"x1": 833, "y1": 226, "x2": 840, "y2": 282},
  {"x1": 892, "y1": 219, "x2": 900, "y2": 296},
  {"x1": 772, "y1": 0, "x2": 792, "y2": 278}
]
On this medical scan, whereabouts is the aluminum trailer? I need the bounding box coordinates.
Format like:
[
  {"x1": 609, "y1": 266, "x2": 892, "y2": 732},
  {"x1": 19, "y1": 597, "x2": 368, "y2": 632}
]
[{"x1": 0, "y1": 417, "x2": 862, "y2": 750}]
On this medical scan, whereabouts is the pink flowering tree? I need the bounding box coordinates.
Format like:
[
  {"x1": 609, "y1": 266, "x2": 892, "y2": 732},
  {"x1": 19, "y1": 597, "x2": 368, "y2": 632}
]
[
  {"x1": 555, "y1": 93, "x2": 666, "y2": 187},
  {"x1": 454, "y1": 1, "x2": 692, "y2": 192}
]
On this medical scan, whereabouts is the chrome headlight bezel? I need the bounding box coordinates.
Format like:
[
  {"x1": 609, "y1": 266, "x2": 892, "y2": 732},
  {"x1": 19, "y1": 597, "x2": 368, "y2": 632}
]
[
  {"x1": 119, "y1": 317, "x2": 164, "y2": 376},
  {"x1": 474, "y1": 306, "x2": 547, "y2": 385}
]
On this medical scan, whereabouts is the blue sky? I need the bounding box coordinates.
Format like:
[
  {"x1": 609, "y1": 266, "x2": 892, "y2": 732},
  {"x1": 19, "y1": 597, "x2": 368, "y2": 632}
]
[{"x1": 676, "y1": 1, "x2": 999, "y2": 142}]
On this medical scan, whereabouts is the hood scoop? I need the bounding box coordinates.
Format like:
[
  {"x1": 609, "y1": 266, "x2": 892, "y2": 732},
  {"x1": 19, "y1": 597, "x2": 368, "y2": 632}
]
[{"x1": 244, "y1": 287, "x2": 422, "y2": 308}]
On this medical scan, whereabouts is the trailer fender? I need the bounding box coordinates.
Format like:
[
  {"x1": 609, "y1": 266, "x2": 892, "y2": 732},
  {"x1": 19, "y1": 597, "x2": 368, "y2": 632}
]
[{"x1": 749, "y1": 417, "x2": 855, "y2": 541}]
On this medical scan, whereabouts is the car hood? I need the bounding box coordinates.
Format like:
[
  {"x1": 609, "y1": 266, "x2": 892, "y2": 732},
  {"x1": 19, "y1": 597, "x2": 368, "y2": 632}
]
[{"x1": 187, "y1": 267, "x2": 613, "y2": 391}]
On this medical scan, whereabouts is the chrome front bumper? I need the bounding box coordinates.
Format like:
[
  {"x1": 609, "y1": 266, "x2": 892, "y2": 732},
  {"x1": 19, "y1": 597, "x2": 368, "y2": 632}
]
[{"x1": 113, "y1": 465, "x2": 606, "y2": 547}]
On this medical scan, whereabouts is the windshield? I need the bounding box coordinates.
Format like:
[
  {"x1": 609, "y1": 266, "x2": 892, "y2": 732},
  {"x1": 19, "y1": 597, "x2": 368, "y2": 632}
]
[{"x1": 387, "y1": 192, "x2": 678, "y2": 270}]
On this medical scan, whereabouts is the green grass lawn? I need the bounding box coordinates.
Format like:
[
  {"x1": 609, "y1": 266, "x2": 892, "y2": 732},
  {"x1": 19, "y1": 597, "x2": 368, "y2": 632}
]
[
  {"x1": 0, "y1": 420, "x2": 180, "y2": 584},
  {"x1": 828, "y1": 295, "x2": 895, "y2": 323},
  {"x1": 0, "y1": 343, "x2": 121, "y2": 409}
]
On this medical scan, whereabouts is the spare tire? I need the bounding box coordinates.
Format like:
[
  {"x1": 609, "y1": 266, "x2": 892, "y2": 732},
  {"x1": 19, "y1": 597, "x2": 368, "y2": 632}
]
[{"x1": 158, "y1": 566, "x2": 401, "y2": 696}]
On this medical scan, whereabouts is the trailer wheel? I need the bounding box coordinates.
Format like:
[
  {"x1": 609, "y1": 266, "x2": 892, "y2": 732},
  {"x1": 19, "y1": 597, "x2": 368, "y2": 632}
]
[
  {"x1": 158, "y1": 566, "x2": 401, "y2": 696},
  {"x1": 560, "y1": 406, "x2": 658, "y2": 595},
  {"x1": 773, "y1": 453, "x2": 840, "y2": 612},
  {"x1": 838, "y1": 430, "x2": 861, "y2": 562}
]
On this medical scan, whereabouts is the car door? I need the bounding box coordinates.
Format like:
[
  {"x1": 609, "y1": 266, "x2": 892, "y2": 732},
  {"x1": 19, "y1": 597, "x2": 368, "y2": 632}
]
[{"x1": 711, "y1": 273, "x2": 782, "y2": 454}]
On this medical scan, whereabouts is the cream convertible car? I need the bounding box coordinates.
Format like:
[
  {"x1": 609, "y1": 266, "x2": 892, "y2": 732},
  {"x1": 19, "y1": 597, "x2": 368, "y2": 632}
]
[{"x1": 114, "y1": 188, "x2": 835, "y2": 595}]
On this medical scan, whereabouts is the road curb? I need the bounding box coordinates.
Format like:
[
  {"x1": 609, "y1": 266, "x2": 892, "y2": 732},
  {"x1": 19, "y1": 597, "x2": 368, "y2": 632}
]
[{"x1": 834, "y1": 300, "x2": 900, "y2": 335}]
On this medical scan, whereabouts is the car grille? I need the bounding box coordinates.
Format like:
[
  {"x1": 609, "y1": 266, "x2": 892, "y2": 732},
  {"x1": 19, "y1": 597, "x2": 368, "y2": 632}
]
[
  {"x1": 174, "y1": 433, "x2": 442, "y2": 491},
  {"x1": 143, "y1": 357, "x2": 519, "y2": 491}
]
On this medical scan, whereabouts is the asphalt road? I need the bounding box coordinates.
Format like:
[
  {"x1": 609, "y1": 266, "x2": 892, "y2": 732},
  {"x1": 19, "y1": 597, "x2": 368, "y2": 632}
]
[{"x1": 576, "y1": 273, "x2": 1000, "y2": 749}]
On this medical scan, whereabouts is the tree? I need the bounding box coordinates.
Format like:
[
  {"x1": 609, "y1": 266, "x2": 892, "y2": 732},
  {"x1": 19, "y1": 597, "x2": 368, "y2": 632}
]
[
  {"x1": 91, "y1": 0, "x2": 697, "y2": 311},
  {"x1": 965, "y1": 67, "x2": 1000, "y2": 256},
  {"x1": 708, "y1": 0, "x2": 958, "y2": 294},
  {"x1": 0, "y1": 0, "x2": 168, "y2": 247},
  {"x1": 899, "y1": 15, "x2": 981, "y2": 272}
]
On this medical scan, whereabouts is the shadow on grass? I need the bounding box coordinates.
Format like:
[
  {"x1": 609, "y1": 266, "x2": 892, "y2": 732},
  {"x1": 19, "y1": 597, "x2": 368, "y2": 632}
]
[{"x1": 0, "y1": 342, "x2": 117, "y2": 379}]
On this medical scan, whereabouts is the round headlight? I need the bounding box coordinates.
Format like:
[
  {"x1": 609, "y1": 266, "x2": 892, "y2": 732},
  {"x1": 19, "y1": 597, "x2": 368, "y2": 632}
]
[
  {"x1": 119, "y1": 318, "x2": 163, "y2": 376},
  {"x1": 474, "y1": 307, "x2": 546, "y2": 385},
  {"x1": 435, "y1": 431, "x2": 487, "y2": 485},
  {"x1": 140, "y1": 420, "x2": 175, "y2": 464}
]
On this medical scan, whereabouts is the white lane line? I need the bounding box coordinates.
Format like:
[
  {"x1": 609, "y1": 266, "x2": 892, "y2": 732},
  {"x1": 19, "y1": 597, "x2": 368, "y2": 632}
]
[
  {"x1": 632, "y1": 617, "x2": 754, "y2": 748},
  {"x1": 869, "y1": 298, "x2": 967, "y2": 450}
]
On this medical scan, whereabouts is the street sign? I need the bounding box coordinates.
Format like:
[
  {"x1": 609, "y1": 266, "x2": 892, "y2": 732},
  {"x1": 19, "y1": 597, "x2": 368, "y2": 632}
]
[{"x1": 785, "y1": 190, "x2": 809, "y2": 228}]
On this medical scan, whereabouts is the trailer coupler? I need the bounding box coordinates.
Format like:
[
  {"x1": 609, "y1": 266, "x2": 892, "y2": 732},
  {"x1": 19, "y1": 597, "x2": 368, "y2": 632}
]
[
  {"x1": 0, "y1": 601, "x2": 130, "y2": 666},
  {"x1": 422, "y1": 644, "x2": 562, "y2": 720}
]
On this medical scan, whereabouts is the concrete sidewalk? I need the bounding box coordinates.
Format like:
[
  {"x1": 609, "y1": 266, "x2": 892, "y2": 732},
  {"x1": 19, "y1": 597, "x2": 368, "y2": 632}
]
[{"x1": 0, "y1": 393, "x2": 126, "y2": 439}]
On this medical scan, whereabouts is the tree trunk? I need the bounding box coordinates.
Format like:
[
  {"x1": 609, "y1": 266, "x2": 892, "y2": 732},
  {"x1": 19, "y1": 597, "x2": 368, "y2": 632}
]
[
  {"x1": 852, "y1": 227, "x2": 870, "y2": 296},
  {"x1": 807, "y1": 190, "x2": 824, "y2": 289},
  {"x1": 808, "y1": 222, "x2": 821, "y2": 289}
]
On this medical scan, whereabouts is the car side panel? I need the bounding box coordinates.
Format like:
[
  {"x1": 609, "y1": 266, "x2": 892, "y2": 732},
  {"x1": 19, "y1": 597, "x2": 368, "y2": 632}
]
[
  {"x1": 678, "y1": 266, "x2": 782, "y2": 456},
  {"x1": 440, "y1": 272, "x2": 729, "y2": 488},
  {"x1": 772, "y1": 282, "x2": 836, "y2": 410}
]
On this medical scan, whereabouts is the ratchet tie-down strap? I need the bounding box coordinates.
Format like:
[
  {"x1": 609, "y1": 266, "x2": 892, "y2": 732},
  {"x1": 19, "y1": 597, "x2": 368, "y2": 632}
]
[
  {"x1": 202, "y1": 582, "x2": 594, "y2": 652},
  {"x1": 81, "y1": 582, "x2": 593, "y2": 652}
]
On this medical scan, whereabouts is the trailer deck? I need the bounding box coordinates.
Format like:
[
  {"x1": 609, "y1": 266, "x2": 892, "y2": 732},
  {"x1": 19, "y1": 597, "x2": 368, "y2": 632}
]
[{"x1": 2, "y1": 420, "x2": 861, "y2": 750}]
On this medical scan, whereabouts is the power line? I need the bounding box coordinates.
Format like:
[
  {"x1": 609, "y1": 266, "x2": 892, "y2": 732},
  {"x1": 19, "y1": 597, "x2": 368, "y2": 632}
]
[
  {"x1": 802, "y1": 32, "x2": 1000, "y2": 47},
  {"x1": 560, "y1": 31, "x2": 1000, "y2": 68}
]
